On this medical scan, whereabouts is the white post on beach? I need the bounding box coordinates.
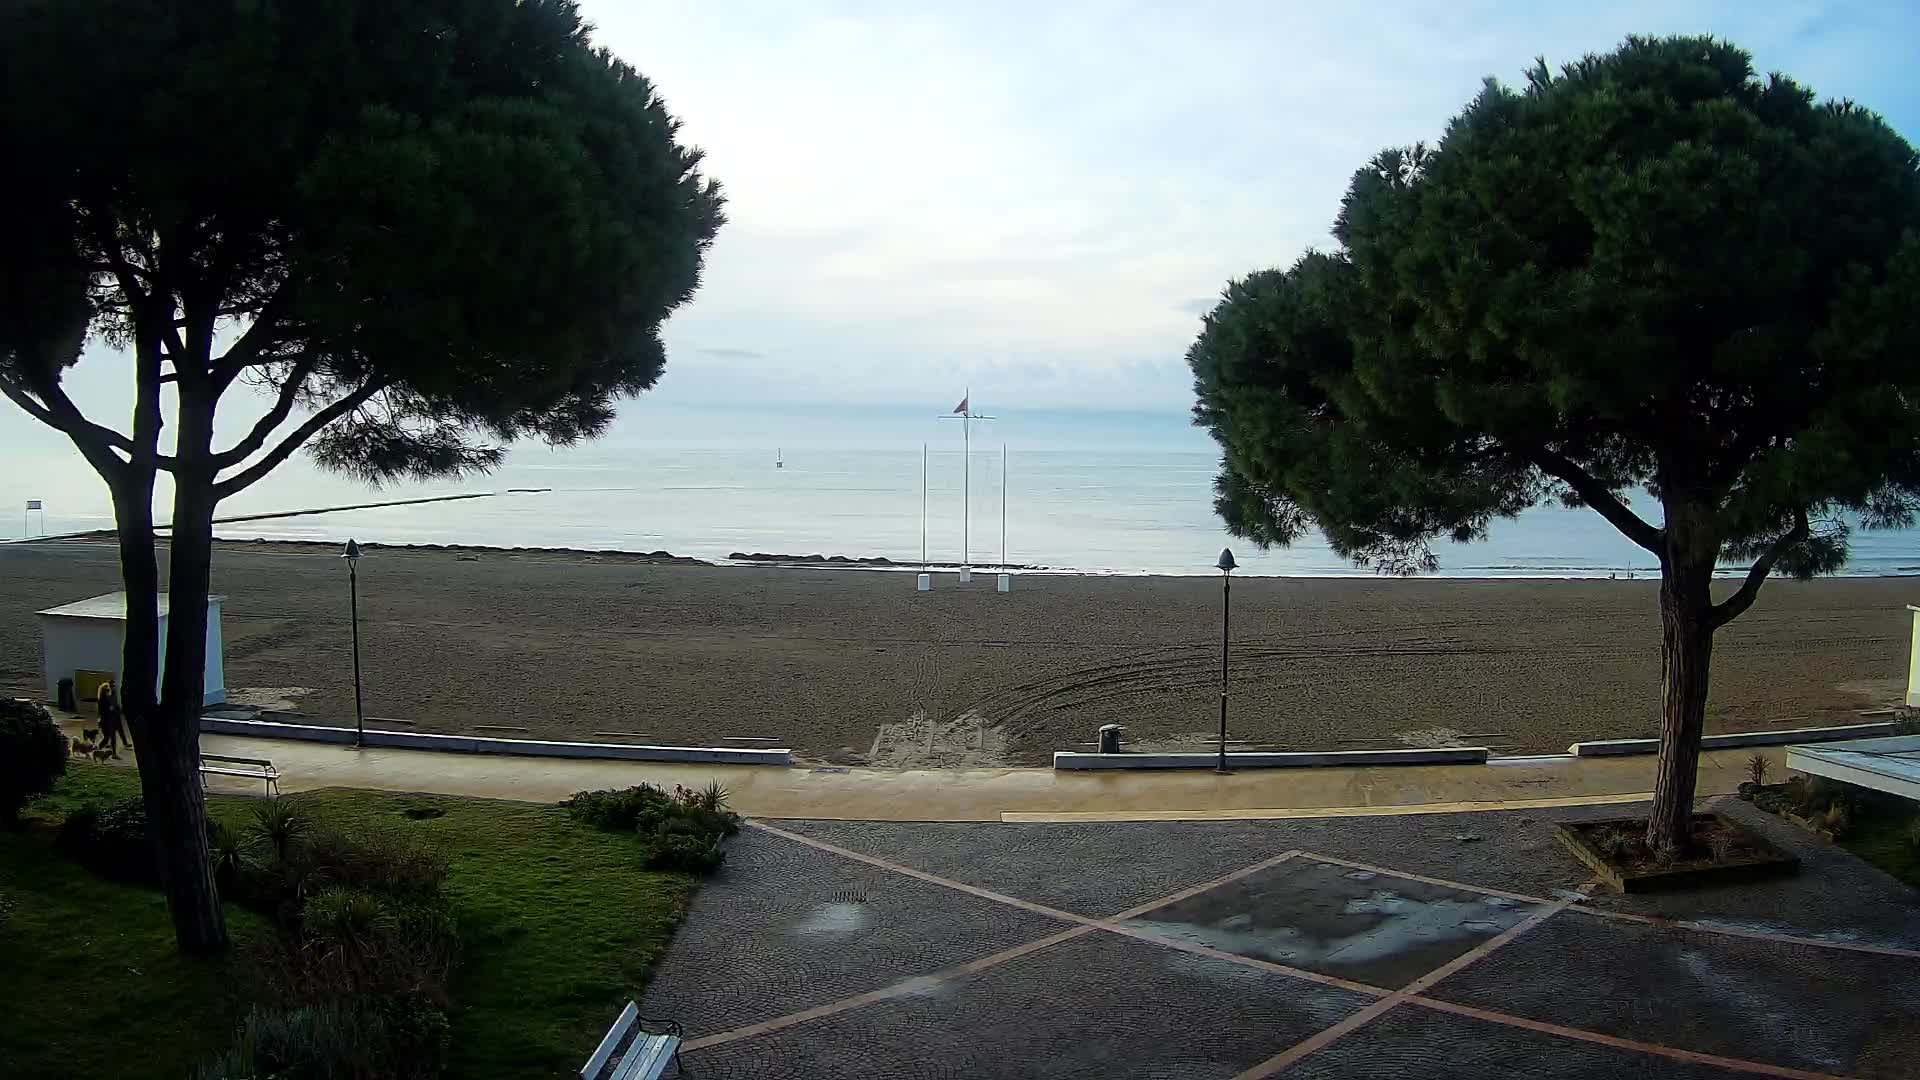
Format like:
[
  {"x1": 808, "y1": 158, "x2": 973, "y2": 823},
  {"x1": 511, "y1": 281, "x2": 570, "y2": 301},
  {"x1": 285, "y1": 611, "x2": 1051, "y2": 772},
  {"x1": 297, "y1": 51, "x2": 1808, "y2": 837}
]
[
  {"x1": 917, "y1": 442, "x2": 931, "y2": 591},
  {"x1": 998, "y1": 444, "x2": 1010, "y2": 593},
  {"x1": 940, "y1": 392, "x2": 992, "y2": 583},
  {"x1": 962, "y1": 403, "x2": 970, "y2": 582}
]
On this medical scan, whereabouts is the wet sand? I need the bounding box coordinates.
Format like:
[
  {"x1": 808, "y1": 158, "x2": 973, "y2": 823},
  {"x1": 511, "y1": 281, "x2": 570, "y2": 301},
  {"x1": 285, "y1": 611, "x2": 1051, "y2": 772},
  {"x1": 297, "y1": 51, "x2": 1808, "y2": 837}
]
[{"x1": 0, "y1": 540, "x2": 1909, "y2": 766}]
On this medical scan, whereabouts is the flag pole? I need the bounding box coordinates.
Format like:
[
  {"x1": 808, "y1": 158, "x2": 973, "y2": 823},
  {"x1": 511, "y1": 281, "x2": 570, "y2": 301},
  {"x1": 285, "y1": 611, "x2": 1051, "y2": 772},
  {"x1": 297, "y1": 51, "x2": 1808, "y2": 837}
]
[
  {"x1": 921, "y1": 442, "x2": 928, "y2": 567},
  {"x1": 1001, "y1": 443, "x2": 1007, "y2": 569},
  {"x1": 938, "y1": 391, "x2": 992, "y2": 577}
]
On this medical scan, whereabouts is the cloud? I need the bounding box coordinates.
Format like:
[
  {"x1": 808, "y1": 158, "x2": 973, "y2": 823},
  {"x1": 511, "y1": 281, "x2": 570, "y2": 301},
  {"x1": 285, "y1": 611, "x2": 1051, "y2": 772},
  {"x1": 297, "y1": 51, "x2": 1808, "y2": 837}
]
[
  {"x1": 696, "y1": 347, "x2": 767, "y2": 360},
  {"x1": 598, "y1": 2, "x2": 1919, "y2": 409}
]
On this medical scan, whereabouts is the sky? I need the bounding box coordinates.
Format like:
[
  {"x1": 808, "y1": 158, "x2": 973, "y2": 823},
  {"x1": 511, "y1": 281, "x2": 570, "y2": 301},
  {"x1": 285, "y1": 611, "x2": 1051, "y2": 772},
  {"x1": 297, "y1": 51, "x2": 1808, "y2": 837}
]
[
  {"x1": 5, "y1": 2, "x2": 1920, "y2": 487},
  {"x1": 588, "y1": 1, "x2": 1920, "y2": 410}
]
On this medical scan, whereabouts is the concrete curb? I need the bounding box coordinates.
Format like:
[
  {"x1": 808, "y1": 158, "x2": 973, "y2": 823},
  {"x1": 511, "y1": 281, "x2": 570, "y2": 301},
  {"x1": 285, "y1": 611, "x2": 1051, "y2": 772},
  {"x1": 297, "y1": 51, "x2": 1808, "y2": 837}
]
[
  {"x1": 1567, "y1": 721, "x2": 1898, "y2": 757},
  {"x1": 198, "y1": 716, "x2": 792, "y2": 766},
  {"x1": 1051, "y1": 747, "x2": 1489, "y2": 770}
]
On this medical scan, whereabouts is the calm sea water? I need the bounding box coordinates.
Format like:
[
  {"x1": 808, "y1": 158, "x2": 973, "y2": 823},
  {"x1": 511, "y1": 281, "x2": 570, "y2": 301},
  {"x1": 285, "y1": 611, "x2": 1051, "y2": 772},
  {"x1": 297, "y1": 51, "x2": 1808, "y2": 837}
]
[{"x1": 7, "y1": 403, "x2": 1919, "y2": 577}]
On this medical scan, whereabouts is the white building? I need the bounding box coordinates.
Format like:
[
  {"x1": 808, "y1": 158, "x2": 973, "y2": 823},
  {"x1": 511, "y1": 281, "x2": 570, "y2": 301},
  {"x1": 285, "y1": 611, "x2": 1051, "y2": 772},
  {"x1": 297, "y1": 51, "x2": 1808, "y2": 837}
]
[{"x1": 37, "y1": 592, "x2": 226, "y2": 706}]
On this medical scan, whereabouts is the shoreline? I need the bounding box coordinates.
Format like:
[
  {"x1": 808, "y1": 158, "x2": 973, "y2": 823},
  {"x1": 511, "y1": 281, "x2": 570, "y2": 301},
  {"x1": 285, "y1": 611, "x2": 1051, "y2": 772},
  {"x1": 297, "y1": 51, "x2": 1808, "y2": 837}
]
[{"x1": 18, "y1": 532, "x2": 1920, "y2": 581}]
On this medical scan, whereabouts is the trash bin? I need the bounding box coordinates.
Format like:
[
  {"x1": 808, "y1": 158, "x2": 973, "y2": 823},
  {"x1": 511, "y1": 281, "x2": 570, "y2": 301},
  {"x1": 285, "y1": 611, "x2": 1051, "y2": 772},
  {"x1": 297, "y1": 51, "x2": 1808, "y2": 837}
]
[
  {"x1": 1098, "y1": 724, "x2": 1122, "y2": 754},
  {"x1": 57, "y1": 677, "x2": 76, "y2": 712}
]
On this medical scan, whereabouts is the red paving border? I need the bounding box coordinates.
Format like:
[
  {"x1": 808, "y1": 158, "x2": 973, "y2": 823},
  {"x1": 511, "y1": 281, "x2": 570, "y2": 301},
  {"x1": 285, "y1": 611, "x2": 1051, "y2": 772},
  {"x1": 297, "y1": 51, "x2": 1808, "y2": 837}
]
[{"x1": 678, "y1": 822, "x2": 1897, "y2": 1077}]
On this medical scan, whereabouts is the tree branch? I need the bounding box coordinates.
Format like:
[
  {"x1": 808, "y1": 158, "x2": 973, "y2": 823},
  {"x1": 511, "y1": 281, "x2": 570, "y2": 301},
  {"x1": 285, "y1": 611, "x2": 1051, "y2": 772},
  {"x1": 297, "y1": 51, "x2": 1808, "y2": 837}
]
[
  {"x1": 1527, "y1": 447, "x2": 1664, "y2": 554},
  {"x1": 1, "y1": 374, "x2": 144, "y2": 457},
  {"x1": 1709, "y1": 510, "x2": 1809, "y2": 630},
  {"x1": 212, "y1": 379, "x2": 387, "y2": 500},
  {"x1": 0, "y1": 376, "x2": 128, "y2": 481},
  {"x1": 212, "y1": 358, "x2": 318, "y2": 468},
  {"x1": 211, "y1": 286, "x2": 296, "y2": 394},
  {"x1": 82, "y1": 210, "x2": 148, "y2": 308}
]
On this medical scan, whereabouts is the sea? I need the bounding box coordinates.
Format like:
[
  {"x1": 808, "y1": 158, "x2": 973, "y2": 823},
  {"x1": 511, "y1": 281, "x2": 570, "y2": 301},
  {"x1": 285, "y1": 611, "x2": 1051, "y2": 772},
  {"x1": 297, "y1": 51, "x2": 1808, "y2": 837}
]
[{"x1": 6, "y1": 403, "x2": 1919, "y2": 578}]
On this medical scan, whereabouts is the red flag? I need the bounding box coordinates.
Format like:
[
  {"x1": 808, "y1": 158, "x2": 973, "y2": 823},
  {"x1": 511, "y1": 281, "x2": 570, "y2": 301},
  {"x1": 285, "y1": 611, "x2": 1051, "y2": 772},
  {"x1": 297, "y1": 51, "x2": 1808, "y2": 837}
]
[{"x1": 953, "y1": 395, "x2": 969, "y2": 414}]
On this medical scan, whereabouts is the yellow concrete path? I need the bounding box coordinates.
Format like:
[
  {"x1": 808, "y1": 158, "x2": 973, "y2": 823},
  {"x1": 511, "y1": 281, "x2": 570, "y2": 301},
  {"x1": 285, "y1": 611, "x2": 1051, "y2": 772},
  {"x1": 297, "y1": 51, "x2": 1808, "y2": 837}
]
[{"x1": 59, "y1": 718, "x2": 1786, "y2": 821}]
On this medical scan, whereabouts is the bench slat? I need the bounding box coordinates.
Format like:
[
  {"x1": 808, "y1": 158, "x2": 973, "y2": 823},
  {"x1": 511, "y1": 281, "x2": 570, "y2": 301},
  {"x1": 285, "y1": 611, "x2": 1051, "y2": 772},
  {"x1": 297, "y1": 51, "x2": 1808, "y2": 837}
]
[
  {"x1": 201, "y1": 755, "x2": 276, "y2": 768},
  {"x1": 610, "y1": 1035, "x2": 678, "y2": 1080},
  {"x1": 581, "y1": 1001, "x2": 639, "y2": 1080}
]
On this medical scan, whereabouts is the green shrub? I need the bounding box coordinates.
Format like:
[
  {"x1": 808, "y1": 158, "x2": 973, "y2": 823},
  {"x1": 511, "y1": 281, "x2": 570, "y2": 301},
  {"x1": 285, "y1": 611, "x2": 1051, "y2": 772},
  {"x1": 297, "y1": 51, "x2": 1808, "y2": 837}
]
[
  {"x1": 196, "y1": 998, "x2": 449, "y2": 1080},
  {"x1": 57, "y1": 796, "x2": 160, "y2": 883},
  {"x1": 0, "y1": 698, "x2": 68, "y2": 825},
  {"x1": 560, "y1": 784, "x2": 676, "y2": 832},
  {"x1": 232, "y1": 822, "x2": 449, "y2": 928},
  {"x1": 646, "y1": 830, "x2": 727, "y2": 873},
  {"x1": 566, "y1": 781, "x2": 741, "y2": 875},
  {"x1": 328, "y1": 827, "x2": 448, "y2": 902},
  {"x1": 1744, "y1": 754, "x2": 1769, "y2": 787},
  {"x1": 208, "y1": 820, "x2": 251, "y2": 888},
  {"x1": 1892, "y1": 710, "x2": 1920, "y2": 736},
  {"x1": 56, "y1": 805, "x2": 100, "y2": 851},
  {"x1": 249, "y1": 799, "x2": 309, "y2": 865}
]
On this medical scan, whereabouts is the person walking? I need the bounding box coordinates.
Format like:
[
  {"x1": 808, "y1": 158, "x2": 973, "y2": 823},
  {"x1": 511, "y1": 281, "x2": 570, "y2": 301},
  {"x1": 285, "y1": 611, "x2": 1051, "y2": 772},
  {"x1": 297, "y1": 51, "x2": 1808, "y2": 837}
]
[{"x1": 97, "y1": 681, "x2": 129, "y2": 757}]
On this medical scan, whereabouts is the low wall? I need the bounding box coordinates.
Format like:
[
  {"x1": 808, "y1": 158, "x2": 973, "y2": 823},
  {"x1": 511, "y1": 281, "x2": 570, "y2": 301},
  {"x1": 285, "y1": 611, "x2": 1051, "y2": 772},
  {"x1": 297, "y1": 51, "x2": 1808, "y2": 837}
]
[
  {"x1": 1052, "y1": 747, "x2": 1489, "y2": 771},
  {"x1": 1567, "y1": 721, "x2": 1898, "y2": 757},
  {"x1": 198, "y1": 716, "x2": 792, "y2": 766}
]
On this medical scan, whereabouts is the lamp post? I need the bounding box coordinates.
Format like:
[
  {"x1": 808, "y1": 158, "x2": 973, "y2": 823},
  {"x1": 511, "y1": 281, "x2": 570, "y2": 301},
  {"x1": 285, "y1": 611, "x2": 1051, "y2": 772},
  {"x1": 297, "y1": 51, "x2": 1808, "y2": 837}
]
[
  {"x1": 342, "y1": 538, "x2": 365, "y2": 748},
  {"x1": 1216, "y1": 547, "x2": 1235, "y2": 773}
]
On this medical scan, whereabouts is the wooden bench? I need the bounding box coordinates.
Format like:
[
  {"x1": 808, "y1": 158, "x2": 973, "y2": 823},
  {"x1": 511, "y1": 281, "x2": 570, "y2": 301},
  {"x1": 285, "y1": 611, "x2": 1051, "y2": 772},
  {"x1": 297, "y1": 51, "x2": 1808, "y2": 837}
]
[
  {"x1": 198, "y1": 753, "x2": 280, "y2": 798},
  {"x1": 582, "y1": 1001, "x2": 683, "y2": 1080}
]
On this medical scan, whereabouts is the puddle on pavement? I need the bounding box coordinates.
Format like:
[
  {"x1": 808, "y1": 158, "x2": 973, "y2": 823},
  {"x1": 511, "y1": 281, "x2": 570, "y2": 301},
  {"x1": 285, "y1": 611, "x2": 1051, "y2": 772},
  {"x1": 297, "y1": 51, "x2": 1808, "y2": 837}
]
[
  {"x1": 790, "y1": 901, "x2": 873, "y2": 941},
  {"x1": 1126, "y1": 860, "x2": 1540, "y2": 988}
]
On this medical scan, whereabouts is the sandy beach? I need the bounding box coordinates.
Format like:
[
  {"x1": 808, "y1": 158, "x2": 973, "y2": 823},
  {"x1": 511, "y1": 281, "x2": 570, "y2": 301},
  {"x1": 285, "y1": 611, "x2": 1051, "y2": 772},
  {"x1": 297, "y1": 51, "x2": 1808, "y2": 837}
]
[{"x1": 0, "y1": 540, "x2": 1910, "y2": 766}]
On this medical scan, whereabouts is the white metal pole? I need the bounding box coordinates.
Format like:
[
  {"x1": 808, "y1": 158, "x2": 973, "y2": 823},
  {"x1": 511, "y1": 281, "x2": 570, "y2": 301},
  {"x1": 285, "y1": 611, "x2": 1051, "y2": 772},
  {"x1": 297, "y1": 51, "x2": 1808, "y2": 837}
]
[
  {"x1": 962, "y1": 403, "x2": 970, "y2": 570},
  {"x1": 1001, "y1": 443, "x2": 1007, "y2": 568},
  {"x1": 921, "y1": 442, "x2": 928, "y2": 566}
]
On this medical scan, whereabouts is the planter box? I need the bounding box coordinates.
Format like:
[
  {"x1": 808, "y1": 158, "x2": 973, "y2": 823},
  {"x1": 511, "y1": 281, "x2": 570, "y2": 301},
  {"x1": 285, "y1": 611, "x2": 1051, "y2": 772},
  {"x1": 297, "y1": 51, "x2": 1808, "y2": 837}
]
[{"x1": 1553, "y1": 814, "x2": 1799, "y2": 894}]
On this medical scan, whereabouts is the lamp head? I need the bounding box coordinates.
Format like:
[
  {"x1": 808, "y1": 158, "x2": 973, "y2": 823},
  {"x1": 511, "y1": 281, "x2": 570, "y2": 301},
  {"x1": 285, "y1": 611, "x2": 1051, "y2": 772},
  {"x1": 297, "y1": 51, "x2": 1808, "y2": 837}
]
[
  {"x1": 1216, "y1": 547, "x2": 1236, "y2": 573},
  {"x1": 342, "y1": 538, "x2": 362, "y2": 563}
]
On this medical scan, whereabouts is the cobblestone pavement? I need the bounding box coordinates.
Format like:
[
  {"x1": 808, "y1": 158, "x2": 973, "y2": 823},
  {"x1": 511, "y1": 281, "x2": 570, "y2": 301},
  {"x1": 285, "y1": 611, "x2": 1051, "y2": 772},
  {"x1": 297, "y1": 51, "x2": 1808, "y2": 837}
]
[{"x1": 640, "y1": 798, "x2": 1920, "y2": 1078}]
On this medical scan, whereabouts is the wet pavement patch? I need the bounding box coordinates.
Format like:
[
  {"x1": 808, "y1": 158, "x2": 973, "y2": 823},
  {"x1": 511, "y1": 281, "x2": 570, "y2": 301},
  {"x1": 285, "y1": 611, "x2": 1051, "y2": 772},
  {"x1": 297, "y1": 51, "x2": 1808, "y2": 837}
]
[
  {"x1": 1122, "y1": 858, "x2": 1542, "y2": 989},
  {"x1": 640, "y1": 829, "x2": 1065, "y2": 1038},
  {"x1": 681, "y1": 931, "x2": 1375, "y2": 1079},
  {"x1": 1429, "y1": 915, "x2": 1920, "y2": 1079}
]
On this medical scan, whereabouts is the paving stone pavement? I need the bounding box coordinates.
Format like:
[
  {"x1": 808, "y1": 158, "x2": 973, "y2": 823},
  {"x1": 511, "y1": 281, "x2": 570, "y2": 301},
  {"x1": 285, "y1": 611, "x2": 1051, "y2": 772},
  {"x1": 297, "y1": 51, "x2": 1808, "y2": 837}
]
[{"x1": 639, "y1": 797, "x2": 1920, "y2": 1078}]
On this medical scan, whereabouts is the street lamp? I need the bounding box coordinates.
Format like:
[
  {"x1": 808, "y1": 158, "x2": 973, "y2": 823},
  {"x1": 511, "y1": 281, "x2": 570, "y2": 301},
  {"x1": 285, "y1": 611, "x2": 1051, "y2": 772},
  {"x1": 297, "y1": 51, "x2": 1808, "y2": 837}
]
[
  {"x1": 342, "y1": 538, "x2": 365, "y2": 748},
  {"x1": 1216, "y1": 547, "x2": 1235, "y2": 773}
]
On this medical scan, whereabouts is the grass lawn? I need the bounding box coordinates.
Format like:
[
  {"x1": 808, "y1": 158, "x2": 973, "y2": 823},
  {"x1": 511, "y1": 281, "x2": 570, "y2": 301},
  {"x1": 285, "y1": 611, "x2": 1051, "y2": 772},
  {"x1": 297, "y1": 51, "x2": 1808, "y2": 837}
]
[
  {"x1": 0, "y1": 796, "x2": 272, "y2": 1080},
  {"x1": 1838, "y1": 798, "x2": 1920, "y2": 889},
  {"x1": 0, "y1": 763, "x2": 699, "y2": 1080}
]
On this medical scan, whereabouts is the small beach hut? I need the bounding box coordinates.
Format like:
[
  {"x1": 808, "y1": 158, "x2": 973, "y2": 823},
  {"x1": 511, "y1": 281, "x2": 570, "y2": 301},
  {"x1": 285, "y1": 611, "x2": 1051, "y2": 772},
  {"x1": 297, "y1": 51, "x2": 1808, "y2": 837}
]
[{"x1": 36, "y1": 592, "x2": 227, "y2": 707}]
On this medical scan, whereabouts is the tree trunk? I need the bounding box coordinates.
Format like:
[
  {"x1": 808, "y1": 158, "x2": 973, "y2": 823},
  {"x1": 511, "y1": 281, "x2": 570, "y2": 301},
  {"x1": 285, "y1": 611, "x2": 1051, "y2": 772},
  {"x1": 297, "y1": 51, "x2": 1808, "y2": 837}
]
[
  {"x1": 111, "y1": 477, "x2": 160, "y2": 736},
  {"x1": 148, "y1": 390, "x2": 228, "y2": 952},
  {"x1": 1646, "y1": 510, "x2": 1718, "y2": 854}
]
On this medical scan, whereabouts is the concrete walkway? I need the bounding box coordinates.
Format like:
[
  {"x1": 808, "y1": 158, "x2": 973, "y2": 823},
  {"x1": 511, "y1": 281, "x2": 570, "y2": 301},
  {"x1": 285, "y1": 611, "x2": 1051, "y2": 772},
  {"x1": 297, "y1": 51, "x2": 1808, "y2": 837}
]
[
  {"x1": 642, "y1": 799, "x2": 1920, "y2": 1078},
  {"x1": 58, "y1": 716, "x2": 1783, "y2": 821}
]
